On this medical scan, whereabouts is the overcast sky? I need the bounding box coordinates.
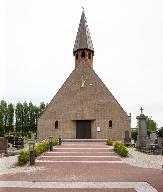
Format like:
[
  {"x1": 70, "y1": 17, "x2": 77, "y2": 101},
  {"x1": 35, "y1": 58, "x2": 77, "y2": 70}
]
[{"x1": 0, "y1": 0, "x2": 163, "y2": 128}]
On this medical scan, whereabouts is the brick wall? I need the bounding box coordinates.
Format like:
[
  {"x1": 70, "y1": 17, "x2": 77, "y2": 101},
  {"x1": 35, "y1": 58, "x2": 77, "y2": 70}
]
[{"x1": 38, "y1": 62, "x2": 131, "y2": 141}]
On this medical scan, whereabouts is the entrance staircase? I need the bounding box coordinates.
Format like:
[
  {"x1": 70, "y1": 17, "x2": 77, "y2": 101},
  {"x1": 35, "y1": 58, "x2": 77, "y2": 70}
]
[{"x1": 36, "y1": 141, "x2": 122, "y2": 163}]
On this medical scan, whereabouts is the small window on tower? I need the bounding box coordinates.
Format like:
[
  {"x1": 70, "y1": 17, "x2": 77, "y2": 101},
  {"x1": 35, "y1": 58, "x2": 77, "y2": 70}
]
[
  {"x1": 82, "y1": 51, "x2": 85, "y2": 58},
  {"x1": 88, "y1": 52, "x2": 91, "y2": 59},
  {"x1": 109, "y1": 120, "x2": 112, "y2": 128},
  {"x1": 55, "y1": 121, "x2": 58, "y2": 129},
  {"x1": 76, "y1": 53, "x2": 78, "y2": 60}
]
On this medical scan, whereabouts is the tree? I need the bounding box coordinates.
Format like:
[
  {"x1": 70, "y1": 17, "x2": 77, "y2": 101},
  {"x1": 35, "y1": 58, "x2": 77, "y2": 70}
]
[
  {"x1": 0, "y1": 100, "x2": 8, "y2": 135},
  {"x1": 34, "y1": 105, "x2": 39, "y2": 133},
  {"x1": 147, "y1": 116, "x2": 157, "y2": 135},
  {"x1": 0, "y1": 104, "x2": 4, "y2": 136},
  {"x1": 7, "y1": 103, "x2": 14, "y2": 134},
  {"x1": 131, "y1": 129, "x2": 138, "y2": 141},
  {"x1": 15, "y1": 102, "x2": 24, "y2": 136},
  {"x1": 0, "y1": 100, "x2": 48, "y2": 137},
  {"x1": 23, "y1": 102, "x2": 30, "y2": 136},
  {"x1": 38, "y1": 102, "x2": 46, "y2": 117},
  {"x1": 28, "y1": 102, "x2": 36, "y2": 133}
]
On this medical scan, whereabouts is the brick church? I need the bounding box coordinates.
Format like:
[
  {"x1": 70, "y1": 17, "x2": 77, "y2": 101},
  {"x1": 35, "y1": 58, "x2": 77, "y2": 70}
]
[{"x1": 37, "y1": 10, "x2": 131, "y2": 140}]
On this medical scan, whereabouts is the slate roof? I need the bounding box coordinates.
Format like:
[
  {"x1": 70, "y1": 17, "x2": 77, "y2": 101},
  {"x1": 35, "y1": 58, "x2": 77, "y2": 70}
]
[{"x1": 73, "y1": 10, "x2": 94, "y2": 55}]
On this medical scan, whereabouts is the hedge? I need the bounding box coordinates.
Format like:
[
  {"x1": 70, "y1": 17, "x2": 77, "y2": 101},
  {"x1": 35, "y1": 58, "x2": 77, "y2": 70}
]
[
  {"x1": 18, "y1": 138, "x2": 58, "y2": 165},
  {"x1": 53, "y1": 137, "x2": 58, "y2": 145},
  {"x1": 34, "y1": 140, "x2": 49, "y2": 157},
  {"x1": 17, "y1": 149, "x2": 30, "y2": 165},
  {"x1": 113, "y1": 142, "x2": 128, "y2": 157},
  {"x1": 106, "y1": 138, "x2": 113, "y2": 146}
]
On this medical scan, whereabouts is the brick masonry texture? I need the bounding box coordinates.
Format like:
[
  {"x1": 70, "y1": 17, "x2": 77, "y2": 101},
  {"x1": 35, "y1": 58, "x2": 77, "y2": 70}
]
[{"x1": 37, "y1": 57, "x2": 131, "y2": 141}]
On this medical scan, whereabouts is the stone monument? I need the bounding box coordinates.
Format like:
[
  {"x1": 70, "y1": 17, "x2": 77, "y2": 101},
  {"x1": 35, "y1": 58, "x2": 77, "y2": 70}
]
[
  {"x1": 124, "y1": 130, "x2": 131, "y2": 145},
  {"x1": 136, "y1": 107, "x2": 148, "y2": 148},
  {"x1": 0, "y1": 137, "x2": 8, "y2": 154}
]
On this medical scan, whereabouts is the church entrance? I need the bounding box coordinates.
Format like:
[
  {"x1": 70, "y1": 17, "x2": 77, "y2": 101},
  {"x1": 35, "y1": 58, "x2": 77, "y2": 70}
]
[{"x1": 76, "y1": 120, "x2": 91, "y2": 139}]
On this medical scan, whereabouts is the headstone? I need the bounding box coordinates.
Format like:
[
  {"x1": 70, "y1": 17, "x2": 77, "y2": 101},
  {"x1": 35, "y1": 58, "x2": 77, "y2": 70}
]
[
  {"x1": 0, "y1": 137, "x2": 8, "y2": 154},
  {"x1": 157, "y1": 137, "x2": 162, "y2": 154},
  {"x1": 158, "y1": 127, "x2": 163, "y2": 155},
  {"x1": 136, "y1": 107, "x2": 148, "y2": 148},
  {"x1": 124, "y1": 130, "x2": 131, "y2": 145},
  {"x1": 5, "y1": 135, "x2": 14, "y2": 145},
  {"x1": 149, "y1": 132, "x2": 157, "y2": 144},
  {"x1": 14, "y1": 137, "x2": 24, "y2": 149}
]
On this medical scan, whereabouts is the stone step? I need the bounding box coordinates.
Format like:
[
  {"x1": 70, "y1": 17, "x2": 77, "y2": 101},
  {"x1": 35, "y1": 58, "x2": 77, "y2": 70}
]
[
  {"x1": 36, "y1": 160, "x2": 123, "y2": 163},
  {"x1": 0, "y1": 188, "x2": 136, "y2": 192},
  {"x1": 44, "y1": 152, "x2": 116, "y2": 156},
  {"x1": 55, "y1": 145, "x2": 108, "y2": 148},
  {"x1": 52, "y1": 148, "x2": 113, "y2": 152},
  {"x1": 38, "y1": 156, "x2": 121, "y2": 161},
  {"x1": 1, "y1": 181, "x2": 152, "y2": 191},
  {"x1": 63, "y1": 139, "x2": 106, "y2": 142}
]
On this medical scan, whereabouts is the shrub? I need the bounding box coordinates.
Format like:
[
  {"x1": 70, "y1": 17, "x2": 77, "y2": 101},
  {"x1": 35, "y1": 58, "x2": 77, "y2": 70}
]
[
  {"x1": 34, "y1": 143, "x2": 44, "y2": 156},
  {"x1": 34, "y1": 140, "x2": 49, "y2": 157},
  {"x1": 106, "y1": 138, "x2": 113, "y2": 146},
  {"x1": 18, "y1": 149, "x2": 30, "y2": 165},
  {"x1": 18, "y1": 140, "x2": 50, "y2": 165},
  {"x1": 113, "y1": 142, "x2": 128, "y2": 157},
  {"x1": 53, "y1": 137, "x2": 58, "y2": 146}
]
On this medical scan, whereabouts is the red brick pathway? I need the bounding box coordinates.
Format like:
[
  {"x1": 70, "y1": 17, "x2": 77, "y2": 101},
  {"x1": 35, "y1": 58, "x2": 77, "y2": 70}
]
[
  {"x1": 0, "y1": 142, "x2": 163, "y2": 192},
  {"x1": 0, "y1": 189, "x2": 136, "y2": 192}
]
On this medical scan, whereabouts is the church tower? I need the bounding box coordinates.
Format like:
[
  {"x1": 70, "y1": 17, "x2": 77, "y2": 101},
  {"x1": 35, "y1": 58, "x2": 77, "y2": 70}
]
[
  {"x1": 37, "y1": 10, "x2": 131, "y2": 141},
  {"x1": 73, "y1": 10, "x2": 94, "y2": 68}
]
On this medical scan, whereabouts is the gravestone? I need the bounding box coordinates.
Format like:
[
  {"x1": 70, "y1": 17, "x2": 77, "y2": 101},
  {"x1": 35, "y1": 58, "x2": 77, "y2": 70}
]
[
  {"x1": 124, "y1": 130, "x2": 131, "y2": 145},
  {"x1": 5, "y1": 135, "x2": 14, "y2": 145},
  {"x1": 150, "y1": 132, "x2": 157, "y2": 144},
  {"x1": 157, "y1": 137, "x2": 162, "y2": 154},
  {"x1": 136, "y1": 107, "x2": 148, "y2": 148},
  {"x1": 156, "y1": 127, "x2": 163, "y2": 154},
  {"x1": 14, "y1": 137, "x2": 24, "y2": 149},
  {"x1": 0, "y1": 137, "x2": 8, "y2": 154}
]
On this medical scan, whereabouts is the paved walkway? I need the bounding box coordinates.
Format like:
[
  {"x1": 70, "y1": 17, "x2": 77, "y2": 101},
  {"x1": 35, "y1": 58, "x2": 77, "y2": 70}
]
[{"x1": 0, "y1": 142, "x2": 163, "y2": 192}]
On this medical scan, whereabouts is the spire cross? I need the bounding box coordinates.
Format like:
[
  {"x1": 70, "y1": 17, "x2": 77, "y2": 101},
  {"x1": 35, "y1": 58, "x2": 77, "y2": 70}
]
[{"x1": 140, "y1": 107, "x2": 144, "y2": 114}]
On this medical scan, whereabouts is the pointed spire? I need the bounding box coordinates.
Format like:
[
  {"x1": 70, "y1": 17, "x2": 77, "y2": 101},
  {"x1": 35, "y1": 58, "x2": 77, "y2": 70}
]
[{"x1": 73, "y1": 10, "x2": 94, "y2": 55}]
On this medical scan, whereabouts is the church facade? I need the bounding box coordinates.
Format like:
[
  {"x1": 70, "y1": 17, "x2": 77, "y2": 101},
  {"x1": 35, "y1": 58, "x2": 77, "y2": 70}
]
[{"x1": 37, "y1": 11, "x2": 131, "y2": 140}]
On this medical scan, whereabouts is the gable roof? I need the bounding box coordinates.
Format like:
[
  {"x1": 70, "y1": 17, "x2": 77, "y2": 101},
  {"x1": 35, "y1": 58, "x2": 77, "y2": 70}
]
[{"x1": 39, "y1": 61, "x2": 129, "y2": 119}]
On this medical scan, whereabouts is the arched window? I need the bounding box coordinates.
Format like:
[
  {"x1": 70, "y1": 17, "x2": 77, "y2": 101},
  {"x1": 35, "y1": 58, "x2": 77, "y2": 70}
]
[
  {"x1": 109, "y1": 120, "x2": 112, "y2": 128},
  {"x1": 76, "y1": 53, "x2": 78, "y2": 60},
  {"x1": 81, "y1": 51, "x2": 85, "y2": 58},
  {"x1": 55, "y1": 121, "x2": 58, "y2": 129},
  {"x1": 88, "y1": 52, "x2": 91, "y2": 59}
]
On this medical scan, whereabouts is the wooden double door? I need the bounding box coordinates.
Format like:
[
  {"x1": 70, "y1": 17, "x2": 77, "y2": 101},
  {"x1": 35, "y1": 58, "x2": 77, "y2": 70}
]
[{"x1": 76, "y1": 120, "x2": 91, "y2": 139}]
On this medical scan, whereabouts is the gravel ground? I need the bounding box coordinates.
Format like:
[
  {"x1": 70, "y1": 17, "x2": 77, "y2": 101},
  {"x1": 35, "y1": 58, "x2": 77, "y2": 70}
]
[
  {"x1": 0, "y1": 155, "x2": 44, "y2": 175},
  {"x1": 122, "y1": 148, "x2": 163, "y2": 170}
]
